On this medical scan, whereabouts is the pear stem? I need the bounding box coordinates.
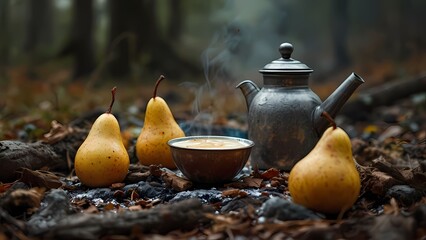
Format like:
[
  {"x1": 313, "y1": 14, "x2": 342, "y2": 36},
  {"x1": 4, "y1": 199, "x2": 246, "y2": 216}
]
[
  {"x1": 107, "y1": 86, "x2": 117, "y2": 114},
  {"x1": 153, "y1": 75, "x2": 165, "y2": 99},
  {"x1": 321, "y1": 111, "x2": 337, "y2": 129}
]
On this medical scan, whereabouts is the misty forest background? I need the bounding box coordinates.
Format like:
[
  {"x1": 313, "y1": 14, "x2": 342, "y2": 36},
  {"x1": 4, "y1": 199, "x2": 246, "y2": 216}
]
[{"x1": 0, "y1": 0, "x2": 426, "y2": 140}]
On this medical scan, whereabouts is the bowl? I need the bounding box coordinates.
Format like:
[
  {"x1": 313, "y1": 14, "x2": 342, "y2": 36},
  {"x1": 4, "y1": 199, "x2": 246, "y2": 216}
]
[{"x1": 168, "y1": 136, "x2": 254, "y2": 184}]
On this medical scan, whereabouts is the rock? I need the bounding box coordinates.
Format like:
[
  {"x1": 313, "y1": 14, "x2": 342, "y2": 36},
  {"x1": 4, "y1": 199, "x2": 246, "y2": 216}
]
[
  {"x1": 259, "y1": 197, "x2": 320, "y2": 221},
  {"x1": 385, "y1": 185, "x2": 422, "y2": 207},
  {"x1": 170, "y1": 189, "x2": 222, "y2": 204}
]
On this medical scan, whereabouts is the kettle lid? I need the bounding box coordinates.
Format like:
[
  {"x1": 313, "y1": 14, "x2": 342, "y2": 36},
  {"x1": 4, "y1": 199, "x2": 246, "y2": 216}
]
[{"x1": 259, "y1": 42, "x2": 313, "y2": 74}]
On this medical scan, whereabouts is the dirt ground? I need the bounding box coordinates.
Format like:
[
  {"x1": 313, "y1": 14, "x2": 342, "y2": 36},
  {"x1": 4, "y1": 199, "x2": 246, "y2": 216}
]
[{"x1": 0, "y1": 69, "x2": 425, "y2": 239}]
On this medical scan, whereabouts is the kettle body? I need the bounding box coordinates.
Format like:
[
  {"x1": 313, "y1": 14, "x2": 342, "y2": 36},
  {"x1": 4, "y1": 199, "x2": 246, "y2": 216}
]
[
  {"x1": 247, "y1": 75, "x2": 322, "y2": 170},
  {"x1": 237, "y1": 42, "x2": 365, "y2": 170}
]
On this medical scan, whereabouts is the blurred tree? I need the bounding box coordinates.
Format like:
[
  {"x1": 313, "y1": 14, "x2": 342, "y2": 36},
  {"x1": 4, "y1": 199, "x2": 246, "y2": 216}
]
[
  {"x1": 167, "y1": 0, "x2": 182, "y2": 39},
  {"x1": 70, "y1": 0, "x2": 95, "y2": 79},
  {"x1": 331, "y1": 0, "x2": 350, "y2": 69},
  {"x1": 0, "y1": 0, "x2": 9, "y2": 68},
  {"x1": 24, "y1": 0, "x2": 53, "y2": 57},
  {"x1": 108, "y1": 0, "x2": 146, "y2": 78},
  {"x1": 350, "y1": 0, "x2": 426, "y2": 63},
  {"x1": 395, "y1": 0, "x2": 421, "y2": 59},
  {"x1": 412, "y1": 1, "x2": 426, "y2": 53},
  {"x1": 1, "y1": 0, "x2": 424, "y2": 84},
  {"x1": 107, "y1": 0, "x2": 199, "y2": 79},
  {"x1": 58, "y1": 0, "x2": 95, "y2": 79}
]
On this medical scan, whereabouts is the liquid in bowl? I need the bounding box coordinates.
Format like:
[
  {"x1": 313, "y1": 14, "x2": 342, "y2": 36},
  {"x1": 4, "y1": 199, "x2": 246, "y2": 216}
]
[{"x1": 171, "y1": 138, "x2": 250, "y2": 149}]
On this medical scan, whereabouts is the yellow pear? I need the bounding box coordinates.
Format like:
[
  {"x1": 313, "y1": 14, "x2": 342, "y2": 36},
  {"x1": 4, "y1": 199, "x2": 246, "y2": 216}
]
[
  {"x1": 288, "y1": 116, "x2": 360, "y2": 215},
  {"x1": 136, "y1": 75, "x2": 185, "y2": 169},
  {"x1": 75, "y1": 87, "x2": 130, "y2": 187}
]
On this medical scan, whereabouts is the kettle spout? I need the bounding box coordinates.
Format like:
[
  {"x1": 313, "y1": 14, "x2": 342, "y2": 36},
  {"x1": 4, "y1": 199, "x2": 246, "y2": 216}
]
[
  {"x1": 313, "y1": 72, "x2": 365, "y2": 135},
  {"x1": 236, "y1": 80, "x2": 260, "y2": 110}
]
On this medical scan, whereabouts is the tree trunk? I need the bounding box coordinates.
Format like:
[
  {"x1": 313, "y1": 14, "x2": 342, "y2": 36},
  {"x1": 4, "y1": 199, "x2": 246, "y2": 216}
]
[
  {"x1": 331, "y1": 0, "x2": 350, "y2": 69},
  {"x1": 341, "y1": 75, "x2": 426, "y2": 121},
  {"x1": 167, "y1": 0, "x2": 182, "y2": 39},
  {"x1": 107, "y1": 0, "x2": 199, "y2": 79},
  {"x1": 24, "y1": 0, "x2": 53, "y2": 54},
  {"x1": 0, "y1": 0, "x2": 9, "y2": 67},
  {"x1": 71, "y1": 0, "x2": 95, "y2": 79},
  {"x1": 27, "y1": 192, "x2": 212, "y2": 239},
  {"x1": 108, "y1": 0, "x2": 149, "y2": 78}
]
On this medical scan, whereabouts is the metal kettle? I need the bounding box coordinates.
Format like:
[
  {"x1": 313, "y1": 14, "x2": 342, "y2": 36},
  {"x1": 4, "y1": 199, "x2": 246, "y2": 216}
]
[{"x1": 236, "y1": 42, "x2": 365, "y2": 170}]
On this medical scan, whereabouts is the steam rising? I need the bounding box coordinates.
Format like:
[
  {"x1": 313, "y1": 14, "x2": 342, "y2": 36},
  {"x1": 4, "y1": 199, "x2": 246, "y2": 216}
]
[
  {"x1": 202, "y1": 0, "x2": 288, "y2": 83},
  {"x1": 182, "y1": 0, "x2": 288, "y2": 136}
]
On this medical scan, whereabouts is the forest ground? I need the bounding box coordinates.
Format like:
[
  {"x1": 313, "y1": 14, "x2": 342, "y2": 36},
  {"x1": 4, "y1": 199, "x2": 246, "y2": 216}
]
[{"x1": 0, "y1": 64, "x2": 425, "y2": 239}]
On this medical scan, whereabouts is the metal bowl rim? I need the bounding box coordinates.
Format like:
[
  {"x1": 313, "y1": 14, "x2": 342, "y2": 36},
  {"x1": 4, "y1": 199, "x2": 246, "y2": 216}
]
[{"x1": 167, "y1": 135, "x2": 254, "y2": 151}]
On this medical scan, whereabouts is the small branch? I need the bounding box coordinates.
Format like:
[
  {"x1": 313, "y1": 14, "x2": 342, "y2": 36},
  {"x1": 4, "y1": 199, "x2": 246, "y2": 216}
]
[
  {"x1": 321, "y1": 111, "x2": 337, "y2": 129},
  {"x1": 341, "y1": 75, "x2": 426, "y2": 119}
]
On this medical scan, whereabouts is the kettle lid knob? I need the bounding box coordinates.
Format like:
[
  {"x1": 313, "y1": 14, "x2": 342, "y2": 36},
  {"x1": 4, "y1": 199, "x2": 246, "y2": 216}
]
[
  {"x1": 279, "y1": 43, "x2": 293, "y2": 59},
  {"x1": 259, "y1": 42, "x2": 313, "y2": 73}
]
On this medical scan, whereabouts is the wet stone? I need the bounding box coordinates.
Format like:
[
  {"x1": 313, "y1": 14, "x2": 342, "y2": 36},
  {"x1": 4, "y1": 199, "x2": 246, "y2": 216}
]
[
  {"x1": 73, "y1": 188, "x2": 113, "y2": 201},
  {"x1": 244, "y1": 189, "x2": 263, "y2": 198},
  {"x1": 220, "y1": 197, "x2": 263, "y2": 214},
  {"x1": 27, "y1": 189, "x2": 75, "y2": 235},
  {"x1": 259, "y1": 197, "x2": 320, "y2": 221},
  {"x1": 238, "y1": 166, "x2": 252, "y2": 177},
  {"x1": 385, "y1": 185, "x2": 422, "y2": 207},
  {"x1": 260, "y1": 187, "x2": 286, "y2": 198},
  {"x1": 8, "y1": 181, "x2": 30, "y2": 192},
  {"x1": 170, "y1": 189, "x2": 222, "y2": 204},
  {"x1": 131, "y1": 181, "x2": 174, "y2": 200},
  {"x1": 122, "y1": 183, "x2": 138, "y2": 192}
]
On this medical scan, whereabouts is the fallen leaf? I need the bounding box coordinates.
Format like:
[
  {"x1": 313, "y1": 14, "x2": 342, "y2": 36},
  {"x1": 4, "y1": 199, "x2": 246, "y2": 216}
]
[
  {"x1": 83, "y1": 205, "x2": 99, "y2": 214},
  {"x1": 366, "y1": 170, "x2": 402, "y2": 195},
  {"x1": 135, "y1": 199, "x2": 150, "y2": 208},
  {"x1": 222, "y1": 189, "x2": 248, "y2": 198},
  {"x1": 224, "y1": 177, "x2": 263, "y2": 189},
  {"x1": 260, "y1": 168, "x2": 280, "y2": 180},
  {"x1": 19, "y1": 168, "x2": 63, "y2": 190},
  {"x1": 149, "y1": 165, "x2": 164, "y2": 177},
  {"x1": 243, "y1": 177, "x2": 263, "y2": 188},
  {"x1": 104, "y1": 202, "x2": 116, "y2": 211},
  {"x1": 3, "y1": 188, "x2": 45, "y2": 216},
  {"x1": 129, "y1": 205, "x2": 142, "y2": 211},
  {"x1": 111, "y1": 182, "x2": 125, "y2": 189},
  {"x1": 125, "y1": 171, "x2": 151, "y2": 183},
  {"x1": 42, "y1": 120, "x2": 73, "y2": 144},
  {"x1": 0, "y1": 181, "x2": 16, "y2": 193},
  {"x1": 130, "y1": 189, "x2": 140, "y2": 200},
  {"x1": 113, "y1": 190, "x2": 125, "y2": 199},
  {"x1": 378, "y1": 126, "x2": 404, "y2": 142}
]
